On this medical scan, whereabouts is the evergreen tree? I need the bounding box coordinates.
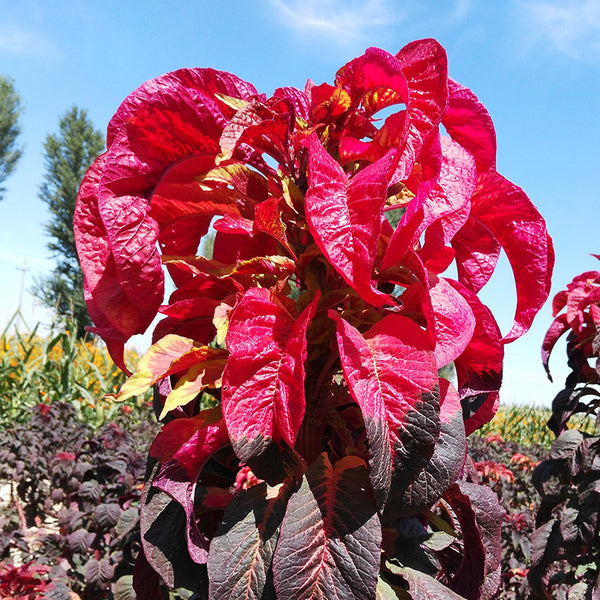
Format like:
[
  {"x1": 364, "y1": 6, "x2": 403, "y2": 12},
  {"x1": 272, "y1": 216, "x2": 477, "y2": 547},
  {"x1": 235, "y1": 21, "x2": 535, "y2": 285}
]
[
  {"x1": 0, "y1": 75, "x2": 23, "y2": 201},
  {"x1": 34, "y1": 106, "x2": 104, "y2": 335}
]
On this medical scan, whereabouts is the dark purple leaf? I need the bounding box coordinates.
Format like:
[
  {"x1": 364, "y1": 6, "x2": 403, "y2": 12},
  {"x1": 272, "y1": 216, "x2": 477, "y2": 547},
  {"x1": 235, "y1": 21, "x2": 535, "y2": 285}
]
[
  {"x1": 399, "y1": 380, "x2": 466, "y2": 516},
  {"x1": 399, "y1": 566, "x2": 468, "y2": 599},
  {"x1": 94, "y1": 502, "x2": 122, "y2": 529},
  {"x1": 272, "y1": 454, "x2": 381, "y2": 600},
  {"x1": 140, "y1": 467, "x2": 209, "y2": 591},
  {"x1": 208, "y1": 482, "x2": 289, "y2": 600}
]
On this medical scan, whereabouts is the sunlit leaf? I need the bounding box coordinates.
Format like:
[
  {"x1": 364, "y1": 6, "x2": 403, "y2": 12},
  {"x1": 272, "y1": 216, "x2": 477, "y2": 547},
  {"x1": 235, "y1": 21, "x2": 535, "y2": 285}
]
[
  {"x1": 331, "y1": 311, "x2": 439, "y2": 508},
  {"x1": 222, "y1": 288, "x2": 319, "y2": 462}
]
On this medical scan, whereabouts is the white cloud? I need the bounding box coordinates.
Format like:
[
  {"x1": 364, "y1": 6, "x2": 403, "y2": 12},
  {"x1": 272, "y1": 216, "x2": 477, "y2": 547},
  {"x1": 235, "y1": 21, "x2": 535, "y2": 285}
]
[
  {"x1": 266, "y1": 0, "x2": 404, "y2": 45},
  {"x1": 0, "y1": 24, "x2": 59, "y2": 60},
  {"x1": 518, "y1": 0, "x2": 600, "y2": 59}
]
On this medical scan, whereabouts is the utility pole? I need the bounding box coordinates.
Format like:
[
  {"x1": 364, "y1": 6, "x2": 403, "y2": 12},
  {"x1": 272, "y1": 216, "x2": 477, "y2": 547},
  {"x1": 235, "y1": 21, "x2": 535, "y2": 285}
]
[{"x1": 16, "y1": 259, "x2": 28, "y2": 331}]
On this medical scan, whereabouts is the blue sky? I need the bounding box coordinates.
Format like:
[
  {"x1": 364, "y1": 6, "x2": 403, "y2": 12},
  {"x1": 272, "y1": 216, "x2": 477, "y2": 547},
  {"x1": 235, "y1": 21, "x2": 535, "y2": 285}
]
[{"x1": 1, "y1": 0, "x2": 599, "y2": 405}]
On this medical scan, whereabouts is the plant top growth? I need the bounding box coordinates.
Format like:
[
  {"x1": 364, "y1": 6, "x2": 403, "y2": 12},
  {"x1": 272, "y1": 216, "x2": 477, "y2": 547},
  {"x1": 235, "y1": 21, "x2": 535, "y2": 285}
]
[{"x1": 75, "y1": 39, "x2": 553, "y2": 599}]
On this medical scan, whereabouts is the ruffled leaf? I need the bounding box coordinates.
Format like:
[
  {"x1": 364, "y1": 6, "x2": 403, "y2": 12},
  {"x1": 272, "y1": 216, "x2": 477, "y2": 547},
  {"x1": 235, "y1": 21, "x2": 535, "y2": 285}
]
[
  {"x1": 383, "y1": 135, "x2": 475, "y2": 271},
  {"x1": 468, "y1": 170, "x2": 554, "y2": 342},
  {"x1": 394, "y1": 38, "x2": 449, "y2": 179},
  {"x1": 335, "y1": 47, "x2": 408, "y2": 117},
  {"x1": 107, "y1": 67, "x2": 258, "y2": 147},
  {"x1": 448, "y1": 280, "x2": 504, "y2": 435},
  {"x1": 75, "y1": 154, "x2": 154, "y2": 370},
  {"x1": 429, "y1": 276, "x2": 476, "y2": 369},
  {"x1": 442, "y1": 78, "x2": 496, "y2": 173}
]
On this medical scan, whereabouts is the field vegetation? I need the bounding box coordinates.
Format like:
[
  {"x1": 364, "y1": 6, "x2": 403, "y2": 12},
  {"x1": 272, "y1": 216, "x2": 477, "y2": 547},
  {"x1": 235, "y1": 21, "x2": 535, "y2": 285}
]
[{"x1": 0, "y1": 316, "x2": 591, "y2": 599}]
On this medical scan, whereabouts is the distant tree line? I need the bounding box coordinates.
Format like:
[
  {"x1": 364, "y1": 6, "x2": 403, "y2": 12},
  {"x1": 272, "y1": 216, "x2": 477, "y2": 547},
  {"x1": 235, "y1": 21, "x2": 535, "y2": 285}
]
[{"x1": 0, "y1": 74, "x2": 104, "y2": 337}]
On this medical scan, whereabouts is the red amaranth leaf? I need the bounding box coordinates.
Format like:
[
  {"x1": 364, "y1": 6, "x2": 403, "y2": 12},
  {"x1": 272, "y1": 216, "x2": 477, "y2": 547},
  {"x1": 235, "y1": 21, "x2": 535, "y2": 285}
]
[
  {"x1": 116, "y1": 334, "x2": 227, "y2": 409},
  {"x1": 74, "y1": 154, "x2": 141, "y2": 370},
  {"x1": 208, "y1": 482, "x2": 289, "y2": 600},
  {"x1": 399, "y1": 379, "x2": 466, "y2": 516},
  {"x1": 335, "y1": 47, "x2": 408, "y2": 117},
  {"x1": 331, "y1": 311, "x2": 439, "y2": 508},
  {"x1": 444, "y1": 482, "x2": 505, "y2": 600},
  {"x1": 150, "y1": 159, "x2": 268, "y2": 226},
  {"x1": 305, "y1": 133, "x2": 395, "y2": 307},
  {"x1": 451, "y1": 216, "x2": 501, "y2": 294},
  {"x1": 106, "y1": 67, "x2": 258, "y2": 147},
  {"x1": 272, "y1": 454, "x2": 381, "y2": 600},
  {"x1": 448, "y1": 280, "x2": 504, "y2": 435},
  {"x1": 442, "y1": 78, "x2": 497, "y2": 173},
  {"x1": 429, "y1": 276, "x2": 476, "y2": 369},
  {"x1": 221, "y1": 288, "x2": 319, "y2": 462},
  {"x1": 151, "y1": 413, "x2": 232, "y2": 564},
  {"x1": 383, "y1": 135, "x2": 475, "y2": 272},
  {"x1": 254, "y1": 196, "x2": 296, "y2": 258},
  {"x1": 393, "y1": 38, "x2": 448, "y2": 179},
  {"x1": 219, "y1": 97, "x2": 295, "y2": 168},
  {"x1": 149, "y1": 407, "x2": 223, "y2": 463},
  {"x1": 468, "y1": 170, "x2": 554, "y2": 343},
  {"x1": 541, "y1": 313, "x2": 569, "y2": 381},
  {"x1": 139, "y1": 467, "x2": 210, "y2": 589},
  {"x1": 397, "y1": 566, "x2": 469, "y2": 599}
]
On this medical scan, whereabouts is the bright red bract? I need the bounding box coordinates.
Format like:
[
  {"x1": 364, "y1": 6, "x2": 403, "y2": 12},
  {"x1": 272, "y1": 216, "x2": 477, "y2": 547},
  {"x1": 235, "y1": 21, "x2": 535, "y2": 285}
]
[{"x1": 75, "y1": 39, "x2": 553, "y2": 600}]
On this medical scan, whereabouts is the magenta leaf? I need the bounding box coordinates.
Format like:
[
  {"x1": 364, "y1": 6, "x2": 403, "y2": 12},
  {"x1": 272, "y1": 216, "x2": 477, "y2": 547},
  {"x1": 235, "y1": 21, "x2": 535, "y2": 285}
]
[
  {"x1": 221, "y1": 288, "x2": 318, "y2": 462},
  {"x1": 74, "y1": 154, "x2": 146, "y2": 370},
  {"x1": 442, "y1": 78, "x2": 496, "y2": 173},
  {"x1": 468, "y1": 170, "x2": 554, "y2": 342},
  {"x1": 272, "y1": 454, "x2": 381, "y2": 600},
  {"x1": 106, "y1": 67, "x2": 258, "y2": 147},
  {"x1": 305, "y1": 133, "x2": 396, "y2": 307},
  {"x1": 393, "y1": 38, "x2": 448, "y2": 179},
  {"x1": 541, "y1": 313, "x2": 569, "y2": 381},
  {"x1": 208, "y1": 482, "x2": 289, "y2": 600},
  {"x1": 447, "y1": 280, "x2": 504, "y2": 435},
  {"x1": 149, "y1": 410, "x2": 231, "y2": 563},
  {"x1": 219, "y1": 97, "x2": 295, "y2": 169},
  {"x1": 451, "y1": 216, "x2": 501, "y2": 294},
  {"x1": 331, "y1": 311, "x2": 440, "y2": 508},
  {"x1": 383, "y1": 136, "x2": 476, "y2": 272},
  {"x1": 335, "y1": 47, "x2": 408, "y2": 116},
  {"x1": 429, "y1": 276, "x2": 475, "y2": 369}
]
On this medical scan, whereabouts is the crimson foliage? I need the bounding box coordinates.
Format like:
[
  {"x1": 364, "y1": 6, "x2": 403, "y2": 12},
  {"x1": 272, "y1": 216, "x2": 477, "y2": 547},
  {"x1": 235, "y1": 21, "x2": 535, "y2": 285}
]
[{"x1": 75, "y1": 40, "x2": 553, "y2": 599}]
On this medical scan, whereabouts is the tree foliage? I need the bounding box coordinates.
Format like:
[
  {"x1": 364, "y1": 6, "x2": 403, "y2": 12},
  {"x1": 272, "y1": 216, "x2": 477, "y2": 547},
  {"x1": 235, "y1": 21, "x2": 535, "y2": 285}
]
[
  {"x1": 0, "y1": 75, "x2": 23, "y2": 201},
  {"x1": 35, "y1": 106, "x2": 104, "y2": 334}
]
